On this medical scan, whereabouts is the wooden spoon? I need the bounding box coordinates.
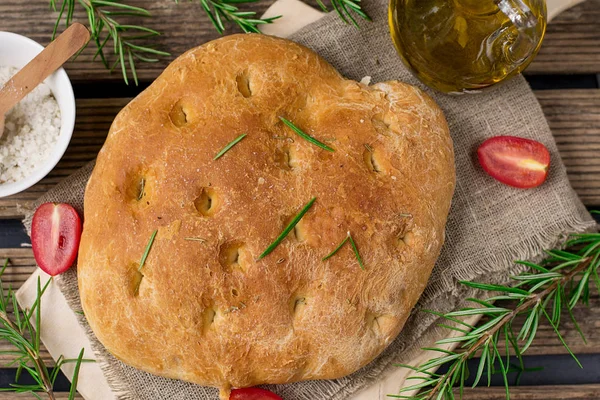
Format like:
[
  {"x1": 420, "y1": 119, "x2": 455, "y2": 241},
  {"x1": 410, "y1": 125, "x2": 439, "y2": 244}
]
[{"x1": 0, "y1": 23, "x2": 90, "y2": 139}]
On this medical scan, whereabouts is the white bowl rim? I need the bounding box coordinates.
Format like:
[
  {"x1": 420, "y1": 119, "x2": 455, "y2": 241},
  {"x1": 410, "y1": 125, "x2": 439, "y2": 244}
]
[{"x1": 0, "y1": 31, "x2": 76, "y2": 198}]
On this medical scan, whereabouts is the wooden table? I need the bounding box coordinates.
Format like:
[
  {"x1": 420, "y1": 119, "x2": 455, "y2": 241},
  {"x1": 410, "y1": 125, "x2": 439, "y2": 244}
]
[{"x1": 1, "y1": 1, "x2": 600, "y2": 399}]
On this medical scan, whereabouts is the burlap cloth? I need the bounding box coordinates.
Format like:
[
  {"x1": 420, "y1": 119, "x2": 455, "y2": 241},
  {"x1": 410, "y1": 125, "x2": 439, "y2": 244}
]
[{"x1": 23, "y1": 0, "x2": 596, "y2": 399}]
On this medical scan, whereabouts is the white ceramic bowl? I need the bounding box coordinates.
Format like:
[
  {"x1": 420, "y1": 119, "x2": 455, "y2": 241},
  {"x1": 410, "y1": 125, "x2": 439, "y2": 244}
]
[{"x1": 0, "y1": 31, "x2": 76, "y2": 198}]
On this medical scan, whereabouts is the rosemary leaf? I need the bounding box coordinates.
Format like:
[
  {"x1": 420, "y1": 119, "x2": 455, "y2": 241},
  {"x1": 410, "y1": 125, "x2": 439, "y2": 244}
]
[
  {"x1": 68, "y1": 348, "x2": 85, "y2": 400},
  {"x1": 471, "y1": 342, "x2": 488, "y2": 388},
  {"x1": 214, "y1": 133, "x2": 247, "y2": 160},
  {"x1": 258, "y1": 197, "x2": 316, "y2": 259},
  {"x1": 279, "y1": 117, "x2": 334, "y2": 152},
  {"x1": 347, "y1": 232, "x2": 364, "y2": 270},
  {"x1": 0, "y1": 259, "x2": 8, "y2": 275},
  {"x1": 35, "y1": 278, "x2": 41, "y2": 353},
  {"x1": 322, "y1": 236, "x2": 349, "y2": 261},
  {"x1": 139, "y1": 230, "x2": 158, "y2": 272}
]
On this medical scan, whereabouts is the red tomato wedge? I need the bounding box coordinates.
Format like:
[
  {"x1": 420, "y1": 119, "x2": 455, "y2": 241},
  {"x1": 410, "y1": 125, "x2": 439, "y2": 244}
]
[
  {"x1": 477, "y1": 136, "x2": 551, "y2": 189},
  {"x1": 31, "y1": 203, "x2": 82, "y2": 276},
  {"x1": 230, "y1": 388, "x2": 283, "y2": 400}
]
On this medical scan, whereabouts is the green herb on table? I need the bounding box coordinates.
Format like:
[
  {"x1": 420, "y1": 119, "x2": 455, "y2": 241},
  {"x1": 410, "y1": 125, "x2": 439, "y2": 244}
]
[
  {"x1": 214, "y1": 133, "x2": 247, "y2": 160},
  {"x1": 259, "y1": 197, "x2": 316, "y2": 259},
  {"x1": 50, "y1": 0, "x2": 170, "y2": 85},
  {"x1": 68, "y1": 348, "x2": 85, "y2": 400},
  {"x1": 392, "y1": 231, "x2": 600, "y2": 400},
  {"x1": 279, "y1": 117, "x2": 334, "y2": 152},
  {"x1": 317, "y1": 0, "x2": 371, "y2": 28},
  {"x1": 139, "y1": 230, "x2": 158, "y2": 272},
  {"x1": 175, "y1": 0, "x2": 281, "y2": 34},
  {"x1": 0, "y1": 259, "x2": 91, "y2": 400},
  {"x1": 323, "y1": 231, "x2": 365, "y2": 269}
]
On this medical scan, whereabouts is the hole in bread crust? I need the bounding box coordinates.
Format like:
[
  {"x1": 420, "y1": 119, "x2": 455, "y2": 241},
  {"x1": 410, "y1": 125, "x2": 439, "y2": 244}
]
[
  {"x1": 202, "y1": 308, "x2": 217, "y2": 334},
  {"x1": 397, "y1": 231, "x2": 414, "y2": 248},
  {"x1": 194, "y1": 188, "x2": 220, "y2": 216},
  {"x1": 231, "y1": 288, "x2": 239, "y2": 297},
  {"x1": 132, "y1": 270, "x2": 144, "y2": 296},
  {"x1": 363, "y1": 147, "x2": 382, "y2": 173},
  {"x1": 125, "y1": 172, "x2": 151, "y2": 203},
  {"x1": 275, "y1": 146, "x2": 298, "y2": 170},
  {"x1": 371, "y1": 115, "x2": 391, "y2": 137},
  {"x1": 219, "y1": 241, "x2": 246, "y2": 272},
  {"x1": 293, "y1": 222, "x2": 308, "y2": 242},
  {"x1": 290, "y1": 294, "x2": 307, "y2": 316},
  {"x1": 294, "y1": 225, "x2": 306, "y2": 242},
  {"x1": 169, "y1": 100, "x2": 189, "y2": 128},
  {"x1": 236, "y1": 71, "x2": 252, "y2": 98},
  {"x1": 367, "y1": 312, "x2": 397, "y2": 337},
  {"x1": 136, "y1": 178, "x2": 146, "y2": 200}
]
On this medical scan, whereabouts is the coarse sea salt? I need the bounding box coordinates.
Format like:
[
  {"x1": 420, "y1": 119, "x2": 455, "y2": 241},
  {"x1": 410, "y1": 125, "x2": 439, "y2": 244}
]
[{"x1": 0, "y1": 66, "x2": 61, "y2": 184}]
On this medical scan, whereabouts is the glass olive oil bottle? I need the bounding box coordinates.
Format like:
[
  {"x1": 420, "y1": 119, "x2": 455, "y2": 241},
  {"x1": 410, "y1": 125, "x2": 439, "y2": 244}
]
[{"x1": 389, "y1": 0, "x2": 547, "y2": 94}]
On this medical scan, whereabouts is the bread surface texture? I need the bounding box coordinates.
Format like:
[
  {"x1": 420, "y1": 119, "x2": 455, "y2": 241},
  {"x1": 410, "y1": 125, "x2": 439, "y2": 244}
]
[{"x1": 78, "y1": 34, "x2": 455, "y2": 393}]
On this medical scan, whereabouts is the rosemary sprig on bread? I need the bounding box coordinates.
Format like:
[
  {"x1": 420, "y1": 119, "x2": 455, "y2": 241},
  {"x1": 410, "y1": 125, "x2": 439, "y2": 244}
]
[
  {"x1": 323, "y1": 232, "x2": 365, "y2": 269},
  {"x1": 139, "y1": 230, "x2": 158, "y2": 272},
  {"x1": 394, "y1": 229, "x2": 600, "y2": 400},
  {"x1": 259, "y1": 197, "x2": 317, "y2": 259},
  {"x1": 279, "y1": 117, "x2": 334, "y2": 152},
  {"x1": 214, "y1": 134, "x2": 248, "y2": 160}
]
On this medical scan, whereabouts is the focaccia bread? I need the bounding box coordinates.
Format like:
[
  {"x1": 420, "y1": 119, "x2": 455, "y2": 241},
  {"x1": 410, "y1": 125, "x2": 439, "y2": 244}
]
[{"x1": 78, "y1": 34, "x2": 455, "y2": 397}]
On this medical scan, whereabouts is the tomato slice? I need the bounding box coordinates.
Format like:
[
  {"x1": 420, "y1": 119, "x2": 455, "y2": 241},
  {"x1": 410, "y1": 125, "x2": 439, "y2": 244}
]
[
  {"x1": 477, "y1": 136, "x2": 550, "y2": 189},
  {"x1": 230, "y1": 388, "x2": 283, "y2": 400},
  {"x1": 31, "y1": 203, "x2": 82, "y2": 276}
]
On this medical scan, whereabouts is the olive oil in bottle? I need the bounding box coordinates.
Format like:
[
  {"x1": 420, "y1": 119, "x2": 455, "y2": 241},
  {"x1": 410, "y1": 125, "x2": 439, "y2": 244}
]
[{"x1": 388, "y1": 0, "x2": 547, "y2": 94}]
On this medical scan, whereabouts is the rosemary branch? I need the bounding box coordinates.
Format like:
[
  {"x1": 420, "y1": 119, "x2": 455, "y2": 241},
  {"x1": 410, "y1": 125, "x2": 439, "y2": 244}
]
[
  {"x1": 179, "y1": 0, "x2": 370, "y2": 34},
  {"x1": 50, "y1": 0, "x2": 170, "y2": 85},
  {"x1": 176, "y1": 0, "x2": 281, "y2": 34},
  {"x1": 393, "y1": 230, "x2": 600, "y2": 400},
  {"x1": 317, "y1": 0, "x2": 371, "y2": 28},
  {"x1": 0, "y1": 259, "x2": 90, "y2": 399}
]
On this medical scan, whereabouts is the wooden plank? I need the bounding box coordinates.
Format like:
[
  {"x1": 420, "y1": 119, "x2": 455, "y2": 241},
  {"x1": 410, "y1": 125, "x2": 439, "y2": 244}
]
[
  {"x1": 0, "y1": 0, "x2": 276, "y2": 83},
  {"x1": 1, "y1": 385, "x2": 599, "y2": 400},
  {"x1": 0, "y1": 0, "x2": 598, "y2": 83},
  {"x1": 536, "y1": 89, "x2": 600, "y2": 206},
  {"x1": 529, "y1": 0, "x2": 600, "y2": 75},
  {"x1": 460, "y1": 384, "x2": 600, "y2": 400}
]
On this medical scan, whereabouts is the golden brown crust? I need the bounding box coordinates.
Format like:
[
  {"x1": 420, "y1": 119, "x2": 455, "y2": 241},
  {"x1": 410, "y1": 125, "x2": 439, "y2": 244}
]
[{"x1": 78, "y1": 34, "x2": 455, "y2": 391}]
